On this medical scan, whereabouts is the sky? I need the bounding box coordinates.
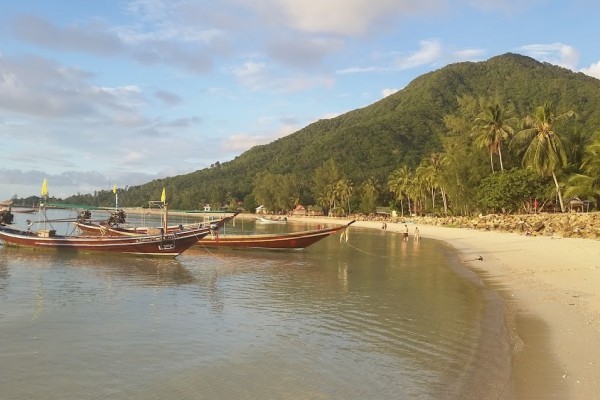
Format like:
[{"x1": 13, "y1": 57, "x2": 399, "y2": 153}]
[{"x1": 1, "y1": 0, "x2": 599, "y2": 201}]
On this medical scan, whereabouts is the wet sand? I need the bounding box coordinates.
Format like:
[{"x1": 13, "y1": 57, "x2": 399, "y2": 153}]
[{"x1": 285, "y1": 216, "x2": 600, "y2": 400}]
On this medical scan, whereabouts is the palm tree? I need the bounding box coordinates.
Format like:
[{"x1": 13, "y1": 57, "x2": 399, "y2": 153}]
[
  {"x1": 513, "y1": 103, "x2": 576, "y2": 212},
  {"x1": 388, "y1": 166, "x2": 412, "y2": 216},
  {"x1": 437, "y1": 153, "x2": 451, "y2": 214},
  {"x1": 360, "y1": 178, "x2": 379, "y2": 214},
  {"x1": 565, "y1": 139, "x2": 600, "y2": 206},
  {"x1": 473, "y1": 103, "x2": 515, "y2": 172},
  {"x1": 412, "y1": 167, "x2": 431, "y2": 216},
  {"x1": 317, "y1": 183, "x2": 337, "y2": 216},
  {"x1": 415, "y1": 153, "x2": 450, "y2": 214},
  {"x1": 335, "y1": 179, "x2": 354, "y2": 216},
  {"x1": 563, "y1": 127, "x2": 590, "y2": 171},
  {"x1": 416, "y1": 161, "x2": 435, "y2": 210}
]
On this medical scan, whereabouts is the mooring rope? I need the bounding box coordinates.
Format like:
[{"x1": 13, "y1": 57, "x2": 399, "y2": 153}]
[
  {"x1": 195, "y1": 242, "x2": 229, "y2": 262},
  {"x1": 342, "y1": 240, "x2": 388, "y2": 258}
]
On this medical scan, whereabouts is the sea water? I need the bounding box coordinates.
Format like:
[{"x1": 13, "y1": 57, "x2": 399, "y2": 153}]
[{"x1": 0, "y1": 212, "x2": 513, "y2": 399}]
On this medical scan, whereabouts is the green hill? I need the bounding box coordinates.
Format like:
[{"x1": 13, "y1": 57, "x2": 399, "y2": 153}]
[{"x1": 67, "y1": 53, "x2": 600, "y2": 210}]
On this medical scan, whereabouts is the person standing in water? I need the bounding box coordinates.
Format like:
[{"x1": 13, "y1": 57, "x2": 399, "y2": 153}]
[
  {"x1": 402, "y1": 224, "x2": 409, "y2": 241},
  {"x1": 414, "y1": 226, "x2": 420, "y2": 241}
]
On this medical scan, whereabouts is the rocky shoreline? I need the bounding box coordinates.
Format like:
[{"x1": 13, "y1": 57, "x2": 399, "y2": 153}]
[{"x1": 348, "y1": 212, "x2": 600, "y2": 240}]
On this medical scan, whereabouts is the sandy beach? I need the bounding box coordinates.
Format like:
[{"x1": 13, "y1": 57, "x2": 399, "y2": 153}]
[{"x1": 284, "y1": 216, "x2": 600, "y2": 399}]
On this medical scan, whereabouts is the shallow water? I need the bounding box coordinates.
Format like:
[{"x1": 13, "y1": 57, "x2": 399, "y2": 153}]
[{"x1": 0, "y1": 214, "x2": 513, "y2": 399}]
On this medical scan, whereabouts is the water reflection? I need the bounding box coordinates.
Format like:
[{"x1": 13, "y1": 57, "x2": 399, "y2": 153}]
[
  {"x1": 338, "y1": 262, "x2": 348, "y2": 293},
  {"x1": 1, "y1": 247, "x2": 194, "y2": 286},
  {"x1": 0, "y1": 226, "x2": 511, "y2": 400}
]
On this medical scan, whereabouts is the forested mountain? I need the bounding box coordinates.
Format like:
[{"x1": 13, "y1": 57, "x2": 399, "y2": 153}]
[{"x1": 66, "y1": 53, "x2": 600, "y2": 212}]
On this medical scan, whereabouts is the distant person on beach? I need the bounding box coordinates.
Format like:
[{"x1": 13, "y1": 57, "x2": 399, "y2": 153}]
[
  {"x1": 382, "y1": 222, "x2": 387, "y2": 231},
  {"x1": 414, "y1": 226, "x2": 420, "y2": 241},
  {"x1": 403, "y1": 225, "x2": 409, "y2": 241}
]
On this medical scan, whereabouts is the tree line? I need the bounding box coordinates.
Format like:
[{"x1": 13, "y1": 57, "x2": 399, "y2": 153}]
[{"x1": 252, "y1": 97, "x2": 599, "y2": 217}]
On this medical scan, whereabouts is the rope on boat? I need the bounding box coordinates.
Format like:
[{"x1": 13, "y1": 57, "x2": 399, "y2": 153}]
[{"x1": 195, "y1": 241, "x2": 229, "y2": 262}]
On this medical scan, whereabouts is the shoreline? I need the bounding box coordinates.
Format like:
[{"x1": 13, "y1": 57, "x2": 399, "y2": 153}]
[{"x1": 281, "y1": 215, "x2": 600, "y2": 399}]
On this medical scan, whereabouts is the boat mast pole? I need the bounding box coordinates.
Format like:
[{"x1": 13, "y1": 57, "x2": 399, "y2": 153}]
[
  {"x1": 40, "y1": 178, "x2": 48, "y2": 230},
  {"x1": 160, "y1": 187, "x2": 167, "y2": 236},
  {"x1": 163, "y1": 203, "x2": 168, "y2": 235}
]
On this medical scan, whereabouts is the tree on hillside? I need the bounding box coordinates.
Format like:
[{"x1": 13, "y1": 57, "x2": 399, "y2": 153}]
[
  {"x1": 473, "y1": 103, "x2": 515, "y2": 172},
  {"x1": 252, "y1": 172, "x2": 299, "y2": 212},
  {"x1": 441, "y1": 95, "x2": 493, "y2": 215},
  {"x1": 513, "y1": 103, "x2": 576, "y2": 212}
]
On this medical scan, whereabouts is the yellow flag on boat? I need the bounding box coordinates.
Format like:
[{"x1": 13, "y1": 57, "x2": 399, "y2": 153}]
[
  {"x1": 113, "y1": 184, "x2": 117, "y2": 194},
  {"x1": 161, "y1": 188, "x2": 166, "y2": 203},
  {"x1": 41, "y1": 179, "x2": 48, "y2": 197}
]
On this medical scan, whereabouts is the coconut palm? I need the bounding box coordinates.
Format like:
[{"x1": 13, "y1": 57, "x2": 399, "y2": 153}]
[
  {"x1": 360, "y1": 178, "x2": 379, "y2": 214},
  {"x1": 473, "y1": 103, "x2": 515, "y2": 172},
  {"x1": 415, "y1": 153, "x2": 450, "y2": 214},
  {"x1": 513, "y1": 103, "x2": 576, "y2": 213},
  {"x1": 416, "y1": 161, "x2": 435, "y2": 210},
  {"x1": 388, "y1": 166, "x2": 412, "y2": 216},
  {"x1": 412, "y1": 166, "x2": 433, "y2": 215},
  {"x1": 317, "y1": 183, "x2": 337, "y2": 216},
  {"x1": 335, "y1": 178, "x2": 354, "y2": 216},
  {"x1": 565, "y1": 139, "x2": 600, "y2": 206}
]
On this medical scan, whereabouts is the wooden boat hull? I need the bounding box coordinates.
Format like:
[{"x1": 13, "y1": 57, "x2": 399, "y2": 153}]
[
  {"x1": 76, "y1": 219, "x2": 354, "y2": 250},
  {"x1": 76, "y1": 221, "x2": 214, "y2": 236},
  {"x1": 75, "y1": 214, "x2": 234, "y2": 237},
  {"x1": 0, "y1": 225, "x2": 212, "y2": 257},
  {"x1": 198, "y1": 221, "x2": 355, "y2": 250}
]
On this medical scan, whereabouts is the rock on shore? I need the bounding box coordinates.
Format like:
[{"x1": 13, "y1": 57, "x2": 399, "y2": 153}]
[{"x1": 350, "y1": 212, "x2": 600, "y2": 240}]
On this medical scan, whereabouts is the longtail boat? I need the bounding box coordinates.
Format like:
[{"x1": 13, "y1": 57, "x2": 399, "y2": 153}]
[
  {"x1": 0, "y1": 187, "x2": 217, "y2": 257},
  {"x1": 74, "y1": 213, "x2": 236, "y2": 237},
  {"x1": 0, "y1": 224, "x2": 212, "y2": 257},
  {"x1": 196, "y1": 220, "x2": 355, "y2": 250}
]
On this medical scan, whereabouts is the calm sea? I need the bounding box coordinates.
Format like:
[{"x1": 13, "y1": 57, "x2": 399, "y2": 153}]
[{"x1": 0, "y1": 210, "x2": 514, "y2": 399}]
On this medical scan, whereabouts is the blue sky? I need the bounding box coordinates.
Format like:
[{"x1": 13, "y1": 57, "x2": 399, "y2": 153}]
[{"x1": 1, "y1": 0, "x2": 599, "y2": 201}]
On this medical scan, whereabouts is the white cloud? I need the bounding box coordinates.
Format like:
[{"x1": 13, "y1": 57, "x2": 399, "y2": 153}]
[
  {"x1": 222, "y1": 123, "x2": 297, "y2": 152},
  {"x1": 518, "y1": 43, "x2": 580, "y2": 70},
  {"x1": 580, "y1": 61, "x2": 600, "y2": 80},
  {"x1": 0, "y1": 54, "x2": 147, "y2": 119},
  {"x1": 245, "y1": 0, "x2": 445, "y2": 36},
  {"x1": 396, "y1": 39, "x2": 443, "y2": 70},
  {"x1": 13, "y1": 14, "x2": 123, "y2": 56},
  {"x1": 337, "y1": 43, "x2": 483, "y2": 76},
  {"x1": 382, "y1": 88, "x2": 399, "y2": 97},
  {"x1": 267, "y1": 36, "x2": 341, "y2": 67},
  {"x1": 336, "y1": 66, "x2": 382, "y2": 75},
  {"x1": 222, "y1": 132, "x2": 271, "y2": 151},
  {"x1": 231, "y1": 60, "x2": 334, "y2": 92},
  {"x1": 453, "y1": 48, "x2": 485, "y2": 61}
]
